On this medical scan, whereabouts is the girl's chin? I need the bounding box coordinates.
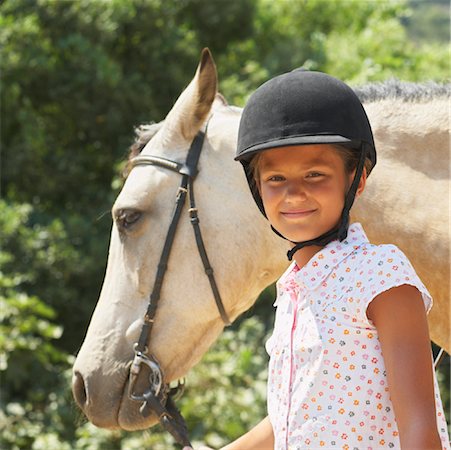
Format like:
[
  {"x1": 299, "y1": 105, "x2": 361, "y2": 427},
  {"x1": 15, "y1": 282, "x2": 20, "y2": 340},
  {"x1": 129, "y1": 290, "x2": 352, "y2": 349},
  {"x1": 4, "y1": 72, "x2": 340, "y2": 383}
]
[
  {"x1": 279, "y1": 228, "x2": 332, "y2": 244},
  {"x1": 274, "y1": 219, "x2": 341, "y2": 244},
  {"x1": 280, "y1": 232, "x2": 321, "y2": 243}
]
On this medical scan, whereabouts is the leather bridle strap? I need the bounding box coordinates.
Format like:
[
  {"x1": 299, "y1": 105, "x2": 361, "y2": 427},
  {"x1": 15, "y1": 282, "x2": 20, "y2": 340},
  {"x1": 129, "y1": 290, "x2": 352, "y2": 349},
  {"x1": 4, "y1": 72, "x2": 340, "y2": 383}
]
[
  {"x1": 134, "y1": 167, "x2": 189, "y2": 353},
  {"x1": 127, "y1": 127, "x2": 230, "y2": 447},
  {"x1": 132, "y1": 130, "x2": 230, "y2": 353},
  {"x1": 188, "y1": 177, "x2": 231, "y2": 325}
]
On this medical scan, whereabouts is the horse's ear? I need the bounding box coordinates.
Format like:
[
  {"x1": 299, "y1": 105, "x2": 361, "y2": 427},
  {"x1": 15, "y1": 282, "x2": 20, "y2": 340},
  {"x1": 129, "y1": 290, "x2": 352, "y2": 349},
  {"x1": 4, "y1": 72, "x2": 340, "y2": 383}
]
[
  {"x1": 164, "y1": 48, "x2": 218, "y2": 141},
  {"x1": 194, "y1": 48, "x2": 218, "y2": 122}
]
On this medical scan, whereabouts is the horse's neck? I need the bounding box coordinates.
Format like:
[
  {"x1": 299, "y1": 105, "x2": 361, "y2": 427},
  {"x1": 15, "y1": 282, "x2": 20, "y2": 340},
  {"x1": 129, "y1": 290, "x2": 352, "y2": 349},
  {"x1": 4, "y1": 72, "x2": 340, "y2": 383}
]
[{"x1": 208, "y1": 106, "x2": 290, "y2": 316}]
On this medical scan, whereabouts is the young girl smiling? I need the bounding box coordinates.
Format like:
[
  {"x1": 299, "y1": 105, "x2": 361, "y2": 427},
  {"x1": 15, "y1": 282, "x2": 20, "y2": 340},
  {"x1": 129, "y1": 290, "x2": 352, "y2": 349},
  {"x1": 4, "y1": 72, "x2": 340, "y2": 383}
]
[{"x1": 186, "y1": 70, "x2": 450, "y2": 450}]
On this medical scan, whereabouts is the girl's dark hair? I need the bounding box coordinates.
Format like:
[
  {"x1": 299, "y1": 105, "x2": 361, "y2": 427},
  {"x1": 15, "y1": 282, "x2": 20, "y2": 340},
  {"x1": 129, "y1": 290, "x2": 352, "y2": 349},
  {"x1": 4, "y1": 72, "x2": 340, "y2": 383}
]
[
  {"x1": 250, "y1": 145, "x2": 374, "y2": 185},
  {"x1": 332, "y1": 145, "x2": 374, "y2": 175}
]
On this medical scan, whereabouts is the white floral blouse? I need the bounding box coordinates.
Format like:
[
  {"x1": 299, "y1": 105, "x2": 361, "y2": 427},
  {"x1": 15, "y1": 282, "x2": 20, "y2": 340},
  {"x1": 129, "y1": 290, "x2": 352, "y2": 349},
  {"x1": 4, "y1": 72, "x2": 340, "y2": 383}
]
[{"x1": 266, "y1": 223, "x2": 450, "y2": 450}]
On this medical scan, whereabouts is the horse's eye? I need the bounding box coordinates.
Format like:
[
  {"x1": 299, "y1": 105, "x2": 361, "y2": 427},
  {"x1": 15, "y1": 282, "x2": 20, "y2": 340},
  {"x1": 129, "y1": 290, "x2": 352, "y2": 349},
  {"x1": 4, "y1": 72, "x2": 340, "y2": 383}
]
[{"x1": 114, "y1": 208, "x2": 142, "y2": 232}]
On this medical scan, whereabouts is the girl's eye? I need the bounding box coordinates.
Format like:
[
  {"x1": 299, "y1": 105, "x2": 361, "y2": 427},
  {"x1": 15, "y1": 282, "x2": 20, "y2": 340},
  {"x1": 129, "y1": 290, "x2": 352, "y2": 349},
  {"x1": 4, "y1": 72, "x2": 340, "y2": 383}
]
[
  {"x1": 267, "y1": 175, "x2": 285, "y2": 182},
  {"x1": 306, "y1": 172, "x2": 324, "y2": 179}
]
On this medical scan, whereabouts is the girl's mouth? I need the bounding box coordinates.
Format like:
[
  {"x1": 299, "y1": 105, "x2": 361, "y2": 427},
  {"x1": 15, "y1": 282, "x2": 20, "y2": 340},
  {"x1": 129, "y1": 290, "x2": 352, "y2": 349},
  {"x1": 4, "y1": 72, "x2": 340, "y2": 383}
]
[{"x1": 281, "y1": 209, "x2": 316, "y2": 219}]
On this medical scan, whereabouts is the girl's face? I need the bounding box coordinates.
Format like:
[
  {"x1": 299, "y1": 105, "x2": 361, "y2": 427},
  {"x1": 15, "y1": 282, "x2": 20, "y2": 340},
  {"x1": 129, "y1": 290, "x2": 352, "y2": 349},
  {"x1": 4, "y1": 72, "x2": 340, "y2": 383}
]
[{"x1": 257, "y1": 144, "x2": 363, "y2": 243}]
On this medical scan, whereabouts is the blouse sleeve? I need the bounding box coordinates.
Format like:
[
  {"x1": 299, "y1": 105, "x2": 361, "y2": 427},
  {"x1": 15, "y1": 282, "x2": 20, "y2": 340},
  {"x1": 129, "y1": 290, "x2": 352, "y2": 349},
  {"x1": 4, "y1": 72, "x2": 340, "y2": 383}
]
[{"x1": 355, "y1": 244, "x2": 433, "y2": 327}]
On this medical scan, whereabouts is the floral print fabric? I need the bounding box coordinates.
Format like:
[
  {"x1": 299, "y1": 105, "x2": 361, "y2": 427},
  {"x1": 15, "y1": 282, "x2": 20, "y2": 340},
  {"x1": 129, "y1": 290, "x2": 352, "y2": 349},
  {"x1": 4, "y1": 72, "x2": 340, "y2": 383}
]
[{"x1": 266, "y1": 223, "x2": 450, "y2": 450}]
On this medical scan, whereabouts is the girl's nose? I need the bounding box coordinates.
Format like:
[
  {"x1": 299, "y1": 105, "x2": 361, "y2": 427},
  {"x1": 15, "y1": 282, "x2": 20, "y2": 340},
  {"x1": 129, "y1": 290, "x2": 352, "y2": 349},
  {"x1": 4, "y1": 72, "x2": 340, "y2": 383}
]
[{"x1": 286, "y1": 180, "x2": 307, "y2": 200}]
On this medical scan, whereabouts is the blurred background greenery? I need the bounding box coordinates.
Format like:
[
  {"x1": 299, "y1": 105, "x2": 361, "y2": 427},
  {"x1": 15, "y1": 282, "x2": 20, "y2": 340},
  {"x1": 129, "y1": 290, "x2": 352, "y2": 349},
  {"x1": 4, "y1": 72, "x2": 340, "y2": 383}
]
[{"x1": 1, "y1": 0, "x2": 449, "y2": 448}]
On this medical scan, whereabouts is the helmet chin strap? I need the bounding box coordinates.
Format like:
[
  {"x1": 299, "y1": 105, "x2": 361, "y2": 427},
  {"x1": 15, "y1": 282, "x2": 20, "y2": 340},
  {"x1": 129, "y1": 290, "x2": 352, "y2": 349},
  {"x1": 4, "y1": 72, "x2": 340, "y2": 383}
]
[{"x1": 272, "y1": 145, "x2": 368, "y2": 261}]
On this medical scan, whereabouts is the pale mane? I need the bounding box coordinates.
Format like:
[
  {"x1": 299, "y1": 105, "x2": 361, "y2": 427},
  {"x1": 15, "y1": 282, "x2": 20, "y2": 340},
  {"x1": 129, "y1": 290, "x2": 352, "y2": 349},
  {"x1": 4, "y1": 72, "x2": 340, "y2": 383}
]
[{"x1": 354, "y1": 79, "x2": 450, "y2": 102}]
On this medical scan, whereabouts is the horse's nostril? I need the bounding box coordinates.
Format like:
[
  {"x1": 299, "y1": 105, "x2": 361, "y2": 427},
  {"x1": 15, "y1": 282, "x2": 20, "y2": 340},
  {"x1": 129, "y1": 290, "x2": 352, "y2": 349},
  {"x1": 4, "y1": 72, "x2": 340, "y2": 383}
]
[{"x1": 72, "y1": 371, "x2": 88, "y2": 410}]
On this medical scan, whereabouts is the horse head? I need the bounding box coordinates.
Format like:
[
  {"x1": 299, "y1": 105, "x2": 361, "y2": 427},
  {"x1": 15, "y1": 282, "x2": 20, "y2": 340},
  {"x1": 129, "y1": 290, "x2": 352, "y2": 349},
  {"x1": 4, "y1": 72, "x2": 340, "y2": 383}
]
[{"x1": 72, "y1": 48, "x2": 287, "y2": 431}]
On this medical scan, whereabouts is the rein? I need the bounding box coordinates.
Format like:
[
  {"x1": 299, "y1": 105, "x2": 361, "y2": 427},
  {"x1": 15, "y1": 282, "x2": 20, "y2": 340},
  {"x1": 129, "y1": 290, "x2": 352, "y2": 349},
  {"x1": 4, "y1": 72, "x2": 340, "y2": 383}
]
[{"x1": 127, "y1": 126, "x2": 230, "y2": 447}]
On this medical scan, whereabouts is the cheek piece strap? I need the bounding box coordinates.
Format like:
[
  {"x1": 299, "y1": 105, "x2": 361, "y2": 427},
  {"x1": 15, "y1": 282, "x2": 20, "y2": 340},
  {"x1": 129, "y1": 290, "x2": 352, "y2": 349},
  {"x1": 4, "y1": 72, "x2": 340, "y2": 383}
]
[{"x1": 278, "y1": 144, "x2": 368, "y2": 261}]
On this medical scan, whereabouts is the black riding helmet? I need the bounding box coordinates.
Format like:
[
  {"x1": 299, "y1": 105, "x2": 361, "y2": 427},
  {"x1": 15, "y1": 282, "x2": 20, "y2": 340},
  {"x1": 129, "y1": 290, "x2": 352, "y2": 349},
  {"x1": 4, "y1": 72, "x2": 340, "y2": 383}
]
[{"x1": 235, "y1": 69, "x2": 377, "y2": 260}]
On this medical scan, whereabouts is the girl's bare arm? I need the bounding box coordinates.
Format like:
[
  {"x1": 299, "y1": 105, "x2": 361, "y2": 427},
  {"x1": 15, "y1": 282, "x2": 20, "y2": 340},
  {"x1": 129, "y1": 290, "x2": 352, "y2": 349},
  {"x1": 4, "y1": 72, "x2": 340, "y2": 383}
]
[
  {"x1": 367, "y1": 284, "x2": 442, "y2": 449},
  {"x1": 221, "y1": 416, "x2": 274, "y2": 450}
]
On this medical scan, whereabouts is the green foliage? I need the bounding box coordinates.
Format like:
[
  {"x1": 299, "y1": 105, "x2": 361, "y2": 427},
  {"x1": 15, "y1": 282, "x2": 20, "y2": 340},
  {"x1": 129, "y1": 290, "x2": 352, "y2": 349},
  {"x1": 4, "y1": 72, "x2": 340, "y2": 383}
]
[
  {"x1": 1, "y1": 369, "x2": 75, "y2": 450},
  {"x1": 182, "y1": 317, "x2": 269, "y2": 448},
  {"x1": 321, "y1": 10, "x2": 450, "y2": 84},
  {"x1": 217, "y1": 0, "x2": 450, "y2": 105},
  {"x1": 1, "y1": 0, "x2": 449, "y2": 448},
  {"x1": 0, "y1": 199, "x2": 93, "y2": 353},
  {"x1": 0, "y1": 200, "x2": 75, "y2": 449},
  {"x1": 1, "y1": 0, "x2": 195, "y2": 212},
  {"x1": 0, "y1": 284, "x2": 65, "y2": 395},
  {"x1": 405, "y1": 0, "x2": 450, "y2": 43}
]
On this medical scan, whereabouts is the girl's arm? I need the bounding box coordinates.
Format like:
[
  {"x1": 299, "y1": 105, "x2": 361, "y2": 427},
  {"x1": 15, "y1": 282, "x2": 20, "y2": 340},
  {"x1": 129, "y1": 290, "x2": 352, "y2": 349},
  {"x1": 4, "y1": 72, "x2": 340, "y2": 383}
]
[
  {"x1": 221, "y1": 416, "x2": 274, "y2": 450},
  {"x1": 367, "y1": 284, "x2": 442, "y2": 450}
]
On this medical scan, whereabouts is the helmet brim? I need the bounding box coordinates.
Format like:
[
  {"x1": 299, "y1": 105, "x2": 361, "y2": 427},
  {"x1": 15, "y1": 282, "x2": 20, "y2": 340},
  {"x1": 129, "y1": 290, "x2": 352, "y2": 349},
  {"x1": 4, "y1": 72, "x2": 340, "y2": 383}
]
[{"x1": 234, "y1": 134, "x2": 358, "y2": 162}]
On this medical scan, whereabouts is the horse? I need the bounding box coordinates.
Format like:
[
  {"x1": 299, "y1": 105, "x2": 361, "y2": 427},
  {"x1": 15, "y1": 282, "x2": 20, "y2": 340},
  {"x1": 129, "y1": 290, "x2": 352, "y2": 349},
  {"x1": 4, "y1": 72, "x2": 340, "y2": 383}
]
[{"x1": 72, "y1": 48, "x2": 450, "y2": 432}]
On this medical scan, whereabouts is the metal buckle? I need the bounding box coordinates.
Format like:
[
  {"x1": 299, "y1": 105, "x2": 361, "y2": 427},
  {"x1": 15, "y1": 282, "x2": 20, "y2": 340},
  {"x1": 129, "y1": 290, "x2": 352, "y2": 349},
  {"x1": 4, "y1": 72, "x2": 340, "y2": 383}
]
[
  {"x1": 169, "y1": 378, "x2": 186, "y2": 401},
  {"x1": 176, "y1": 186, "x2": 188, "y2": 199},
  {"x1": 128, "y1": 348, "x2": 163, "y2": 402}
]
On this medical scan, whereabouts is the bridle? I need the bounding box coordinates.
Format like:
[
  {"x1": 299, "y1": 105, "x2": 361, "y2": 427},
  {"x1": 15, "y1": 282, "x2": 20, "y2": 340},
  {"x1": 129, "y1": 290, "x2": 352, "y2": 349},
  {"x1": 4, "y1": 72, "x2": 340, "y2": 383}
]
[{"x1": 127, "y1": 124, "x2": 230, "y2": 447}]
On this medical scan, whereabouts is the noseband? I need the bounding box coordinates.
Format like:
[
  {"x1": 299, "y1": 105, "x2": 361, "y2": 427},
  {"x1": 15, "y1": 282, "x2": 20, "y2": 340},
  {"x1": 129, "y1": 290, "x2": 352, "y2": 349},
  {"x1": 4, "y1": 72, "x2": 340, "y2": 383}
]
[{"x1": 127, "y1": 126, "x2": 230, "y2": 447}]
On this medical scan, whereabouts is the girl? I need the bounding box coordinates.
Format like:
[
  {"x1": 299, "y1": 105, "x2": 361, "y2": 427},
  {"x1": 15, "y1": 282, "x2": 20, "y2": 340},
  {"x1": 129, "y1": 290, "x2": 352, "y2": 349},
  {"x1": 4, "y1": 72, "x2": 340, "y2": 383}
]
[{"x1": 185, "y1": 70, "x2": 450, "y2": 449}]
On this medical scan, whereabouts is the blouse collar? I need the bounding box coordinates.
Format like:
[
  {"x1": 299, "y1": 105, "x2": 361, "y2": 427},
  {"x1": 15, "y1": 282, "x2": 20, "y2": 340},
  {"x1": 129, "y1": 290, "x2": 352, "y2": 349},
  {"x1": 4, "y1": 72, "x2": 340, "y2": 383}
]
[{"x1": 277, "y1": 222, "x2": 370, "y2": 296}]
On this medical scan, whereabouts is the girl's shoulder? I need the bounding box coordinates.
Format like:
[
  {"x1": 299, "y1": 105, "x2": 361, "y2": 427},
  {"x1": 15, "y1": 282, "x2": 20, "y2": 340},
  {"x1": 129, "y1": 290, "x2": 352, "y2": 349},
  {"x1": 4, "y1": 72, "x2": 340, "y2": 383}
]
[
  {"x1": 349, "y1": 241, "x2": 419, "y2": 284},
  {"x1": 337, "y1": 224, "x2": 413, "y2": 274},
  {"x1": 348, "y1": 242, "x2": 432, "y2": 314},
  {"x1": 351, "y1": 241, "x2": 410, "y2": 267}
]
